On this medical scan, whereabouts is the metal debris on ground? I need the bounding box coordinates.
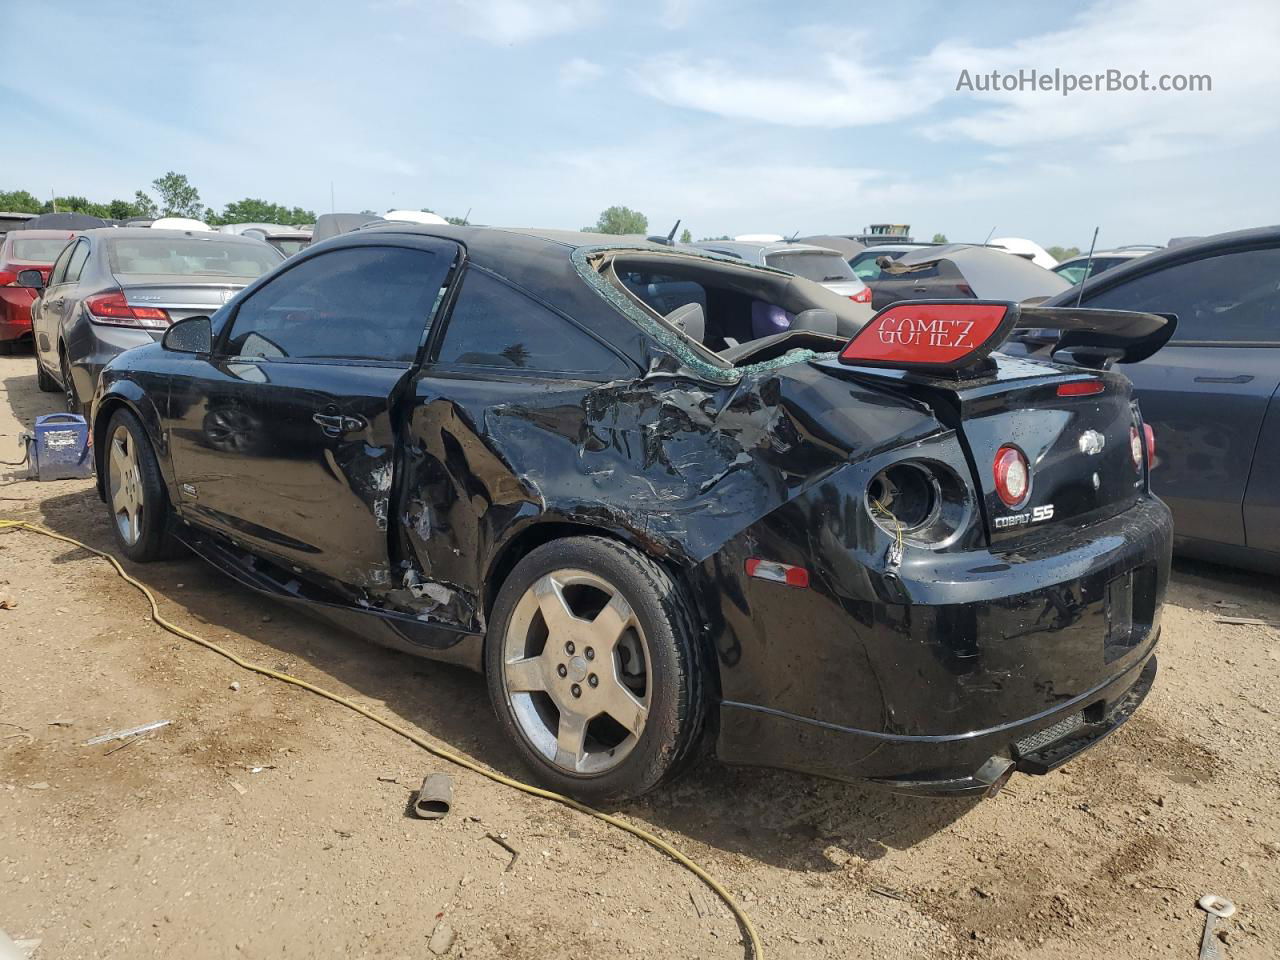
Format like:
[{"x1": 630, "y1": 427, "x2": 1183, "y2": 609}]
[
  {"x1": 413, "y1": 772, "x2": 454, "y2": 820},
  {"x1": 83, "y1": 720, "x2": 171, "y2": 746},
  {"x1": 1214, "y1": 616, "x2": 1273, "y2": 626},
  {"x1": 1197, "y1": 893, "x2": 1236, "y2": 960},
  {"x1": 870, "y1": 886, "x2": 907, "y2": 902},
  {"x1": 0, "y1": 599, "x2": 16, "y2": 610},
  {"x1": 376, "y1": 774, "x2": 398, "y2": 783},
  {"x1": 483, "y1": 832, "x2": 520, "y2": 872},
  {"x1": 228, "y1": 780, "x2": 248, "y2": 796}
]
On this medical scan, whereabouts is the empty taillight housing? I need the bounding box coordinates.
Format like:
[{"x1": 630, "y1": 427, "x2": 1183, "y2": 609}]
[
  {"x1": 85, "y1": 291, "x2": 171, "y2": 329},
  {"x1": 993, "y1": 445, "x2": 1030, "y2": 507},
  {"x1": 848, "y1": 287, "x2": 872, "y2": 304},
  {"x1": 866, "y1": 459, "x2": 974, "y2": 548}
]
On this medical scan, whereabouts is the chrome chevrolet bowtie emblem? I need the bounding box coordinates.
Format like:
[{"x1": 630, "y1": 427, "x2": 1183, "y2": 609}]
[{"x1": 1078, "y1": 430, "x2": 1106, "y2": 455}]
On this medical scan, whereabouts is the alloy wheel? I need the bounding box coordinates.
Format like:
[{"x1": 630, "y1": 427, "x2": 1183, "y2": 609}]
[
  {"x1": 501, "y1": 569, "x2": 651, "y2": 775},
  {"x1": 108, "y1": 425, "x2": 145, "y2": 546}
]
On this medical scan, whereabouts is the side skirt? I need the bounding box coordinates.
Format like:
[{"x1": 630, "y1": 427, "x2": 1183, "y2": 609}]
[{"x1": 176, "y1": 526, "x2": 485, "y2": 672}]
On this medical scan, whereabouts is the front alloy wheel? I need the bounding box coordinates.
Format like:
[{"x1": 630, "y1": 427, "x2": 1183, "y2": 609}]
[
  {"x1": 107, "y1": 424, "x2": 145, "y2": 546},
  {"x1": 102, "y1": 408, "x2": 185, "y2": 562}
]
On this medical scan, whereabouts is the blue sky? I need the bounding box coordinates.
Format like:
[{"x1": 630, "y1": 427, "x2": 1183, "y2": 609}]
[{"x1": 6, "y1": 0, "x2": 1278, "y2": 248}]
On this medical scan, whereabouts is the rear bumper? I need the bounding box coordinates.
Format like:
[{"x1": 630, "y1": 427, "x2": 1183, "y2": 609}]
[
  {"x1": 719, "y1": 651, "x2": 1156, "y2": 796},
  {"x1": 713, "y1": 493, "x2": 1172, "y2": 794}
]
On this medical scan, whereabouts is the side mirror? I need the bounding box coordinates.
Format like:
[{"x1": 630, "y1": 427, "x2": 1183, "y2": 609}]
[
  {"x1": 162, "y1": 315, "x2": 213, "y2": 354},
  {"x1": 16, "y1": 269, "x2": 44, "y2": 290}
]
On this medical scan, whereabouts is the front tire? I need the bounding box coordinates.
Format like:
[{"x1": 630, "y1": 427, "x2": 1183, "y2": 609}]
[
  {"x1": 485, "y1": 536, "x2": 707, "y2": 802},
  {"x1": 103, "y1": 409, "x2": 183, "y2": 562}
]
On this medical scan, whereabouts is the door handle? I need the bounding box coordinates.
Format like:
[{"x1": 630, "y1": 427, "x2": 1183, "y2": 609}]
[
  {"x1": 1193, "y1": 374, "x2": 1253, "y2": 384},
  {"x1": 312, "y1": 412, "x2": 367, "y2": 436}
]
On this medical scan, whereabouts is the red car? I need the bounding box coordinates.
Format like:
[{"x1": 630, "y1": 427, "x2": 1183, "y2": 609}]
[{"x1": 0, "y1": 230, "x2": 77, "y2": 350}]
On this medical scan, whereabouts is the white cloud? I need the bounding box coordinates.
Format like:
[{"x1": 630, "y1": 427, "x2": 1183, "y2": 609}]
[
  {"x1": 635, "y1": 41, "x2": 943, "y2": 128},
  {"x1": 451, "y1": 0, "x2": 601, "y2": 45},
  {"x1": 559, "y1": 57, "x2": 604, "y2": 88},
  {"x1": 633, "y1": 0, "x2": 1280, "y2": 164}
]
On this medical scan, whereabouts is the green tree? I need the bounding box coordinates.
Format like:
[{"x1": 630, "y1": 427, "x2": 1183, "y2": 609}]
[
  {"x1": 132, "y1": 191, "x2": 158, "y2": 218},
  {"x1": 209, "y1": 198, "x2": 316, "y2": 227},
  {"x1": 108, "y1": 197, "x2": 149, "y2": 219},
  {"x1": 932, "y1": 233, "x2": 948, "y2": 243},
  {"x1": 679, "y1": 228, "x2": 692, "y2": 244},
  {"x1": 584, "y1": 205, "x2": 647, "y2": 235},
  {"x1": 1046, "y1": 245, "x2": 1081, "y2": 261},
  {"x1": 149, "y1": 171, "x2": 203, "y2": 218},
  {"x1": 0, "y1": 189, "x2": 43, "y2": 213},
  {"x1": 699, "y1": 235, "x2": 732, "y2": 241}
]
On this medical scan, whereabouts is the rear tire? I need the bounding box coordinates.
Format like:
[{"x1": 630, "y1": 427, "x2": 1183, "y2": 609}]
[
  {"x1": 35, "y1": 354, "x2": 59, "y2": 392},
  {"x1": 102, "y1": 409, "x2": 185, "y2": 562},
  {"x1": 60, "y1": 349, "x2": 82, "y2": 417},
  {"x1": 485, "y1": 536, "x2": 707, "y2": 802}
]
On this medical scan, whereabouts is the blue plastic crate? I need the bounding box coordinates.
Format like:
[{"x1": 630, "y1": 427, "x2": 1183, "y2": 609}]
[{"x1": 32, "y1": 413, "x2": 93, "y2": 481}]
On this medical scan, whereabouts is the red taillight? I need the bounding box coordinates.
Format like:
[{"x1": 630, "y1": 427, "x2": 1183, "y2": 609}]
[
  {"x1": 993, "y1": 445, "x2": 1030, "y2": 507},
  {"x1": 848, "y1": 287, "x2": 872, "y2": 304},
  {"x1": 745, "y1": 557, "x2": 810, "y2": 588},
  {"x1": 1056, "y1": 380, "x2": 1105, "y2": 397},
  {"x1": 85, "y1": 291, "x2": 171, "y2": 328},
  {"x1": 1142, "y1": 423, "x2": 1155, "y2": 469}
]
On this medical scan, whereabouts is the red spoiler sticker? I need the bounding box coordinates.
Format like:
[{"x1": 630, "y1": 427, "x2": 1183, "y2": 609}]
[{"x1": 839, "y1": 301, "x2": 1017, "y2": 372}]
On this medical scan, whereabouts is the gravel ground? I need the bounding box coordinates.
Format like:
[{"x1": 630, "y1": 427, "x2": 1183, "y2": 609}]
[{"x1": 1, "y1": 350, "x2": 1277, "y2": 960}]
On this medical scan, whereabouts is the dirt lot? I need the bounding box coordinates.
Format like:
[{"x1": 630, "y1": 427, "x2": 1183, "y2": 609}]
[{"x1": 0, "y1": 351, "x2": 1277, "y2": 960}]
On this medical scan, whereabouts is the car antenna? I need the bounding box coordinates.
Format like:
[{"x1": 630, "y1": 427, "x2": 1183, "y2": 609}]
[
  {"x1": 1075, "y1": 226, "x2": 1100, "y2": 307},
  {"x1": 787, "y1": 230, "x2": 800, "y2": 242},
  {"x1": 462, "y1": 207, "x2": 472, "y2": 226},
  {"x1": 666, "y1": 218, "x2": 681, "y2": 244},
  {"x1": 982, "y1": 226, "x2": 997, "y2": 245}
]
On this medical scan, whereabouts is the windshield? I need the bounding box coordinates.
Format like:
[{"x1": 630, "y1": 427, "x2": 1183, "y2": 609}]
[
  {"x1": 268, "y1": 237, "x2": 310, "y2": 257},
  {"x1": 765, "y1": 251, "x2": 855, "y2": 283},
  {"x1": 10, "y1": 237, "x2": 73, "y2": 263},
  {"x1": 108, "y1": 237, "x2": 281, "y2": 277}
]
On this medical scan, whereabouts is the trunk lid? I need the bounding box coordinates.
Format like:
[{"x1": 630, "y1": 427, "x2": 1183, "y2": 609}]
[
  {"x1": 117, "y1": 273, "x2": 251, "y2": 324},
  {"x1": 812, "y1": 353, "x2": 1147, "y2": 548}
]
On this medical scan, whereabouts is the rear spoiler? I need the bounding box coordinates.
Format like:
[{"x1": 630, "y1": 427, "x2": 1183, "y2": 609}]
[{"x1": 837, "y1": 299, "x2": 1176, "y2": 376}]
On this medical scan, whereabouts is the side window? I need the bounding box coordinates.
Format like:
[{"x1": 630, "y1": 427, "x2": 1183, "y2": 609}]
[
  {"x1": 48, "y1": 242, "x2": 76, "y2": 286},
  {"x1": 65, "y1": 240, "x2": 90, "y2": 284},
  {"x1": 435, "y1": 267, "x2": 631, "y2": 376},
  {"x1": 222, "y1": 246, "x2": 443, "y2": 362},
  {"x1": 1085, "y1": 247, "x2": 1280, "y2": 343}
]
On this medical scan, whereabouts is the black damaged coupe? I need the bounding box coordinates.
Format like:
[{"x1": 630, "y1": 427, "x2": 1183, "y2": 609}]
[{"x1": 90, "y1": 224, "x2": 1175, "y2": 800}]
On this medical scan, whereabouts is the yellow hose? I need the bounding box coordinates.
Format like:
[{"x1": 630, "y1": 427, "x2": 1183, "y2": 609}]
[{"x1": 0, "y1": 519, "x2": 762, "y2": 959}]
